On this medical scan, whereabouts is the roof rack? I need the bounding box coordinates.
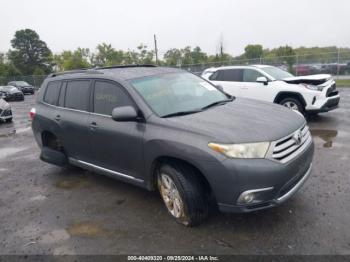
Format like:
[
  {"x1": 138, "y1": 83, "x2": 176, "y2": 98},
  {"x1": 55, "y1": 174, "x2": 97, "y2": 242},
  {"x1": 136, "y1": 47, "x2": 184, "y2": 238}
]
[
  {"x1": 49, "y1": 64, "x2": 157, "y2": 77},
  {"x1": 95, "y1": 64, "x2": 157, "y2": 70},
  {"x1": 49, "y1": 69, "x2": 103, "y2": 77}
]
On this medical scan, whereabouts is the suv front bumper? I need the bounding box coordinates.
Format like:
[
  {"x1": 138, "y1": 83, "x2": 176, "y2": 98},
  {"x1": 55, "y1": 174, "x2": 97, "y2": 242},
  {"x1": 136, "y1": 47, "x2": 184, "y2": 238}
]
[
  {"x1": 306, "y1": 95, "x2": 340, "y2": 113},
  {"x1": 200, "y1": 138, "x2": 314, "y2": 213},
  {"x1": 218, "y1": 163, "x2": 312, "y2": 213}
]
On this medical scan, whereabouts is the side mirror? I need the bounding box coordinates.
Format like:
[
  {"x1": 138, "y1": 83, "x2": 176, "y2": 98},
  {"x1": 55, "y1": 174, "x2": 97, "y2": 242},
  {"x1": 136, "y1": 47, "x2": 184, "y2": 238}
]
[
  {"x1": 111, "y1": 106, "x2": 138, "y2": 122},
  {"x1": 256, "y1": 76, "x2": 268, "y2": 85}
]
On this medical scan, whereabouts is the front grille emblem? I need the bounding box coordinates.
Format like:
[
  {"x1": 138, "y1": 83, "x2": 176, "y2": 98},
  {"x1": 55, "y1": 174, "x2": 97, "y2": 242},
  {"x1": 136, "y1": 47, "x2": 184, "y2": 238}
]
[{"x1": 293, "y1": 130, "x2": 302, "y2": 145}]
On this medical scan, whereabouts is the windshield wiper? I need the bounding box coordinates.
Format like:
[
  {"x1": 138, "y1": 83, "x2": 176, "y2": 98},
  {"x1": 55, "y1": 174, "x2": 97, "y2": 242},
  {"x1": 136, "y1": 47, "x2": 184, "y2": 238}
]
[
  {"x1": 161, "y1": 109, "x2": 203, "y2": 118},
  {"x1": 200, "y1": 97, "x2": 234, "y2": 111}
]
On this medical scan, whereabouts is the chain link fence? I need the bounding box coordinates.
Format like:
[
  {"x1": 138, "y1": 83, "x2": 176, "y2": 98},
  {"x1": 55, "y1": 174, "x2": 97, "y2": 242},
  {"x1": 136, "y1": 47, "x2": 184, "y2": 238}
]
[
  {"x1": 0, "y1": 75, "x2": 47, "y2": 89},
  {"x1": 1, "y1": 51, "x2": 350, "y2": 88},
  {"x1": 178, "y1": 51, "x2": 350, "y2": 78}
]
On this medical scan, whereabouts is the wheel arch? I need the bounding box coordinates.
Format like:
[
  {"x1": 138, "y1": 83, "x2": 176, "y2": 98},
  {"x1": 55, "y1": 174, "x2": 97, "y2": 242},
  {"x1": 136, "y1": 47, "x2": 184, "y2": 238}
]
[
  {"x1": 273, "y1": 91, "x2": 307, "y2": 107},
  {"x1": 148, "y1": 156, "x2": 214, "y2": 197}
]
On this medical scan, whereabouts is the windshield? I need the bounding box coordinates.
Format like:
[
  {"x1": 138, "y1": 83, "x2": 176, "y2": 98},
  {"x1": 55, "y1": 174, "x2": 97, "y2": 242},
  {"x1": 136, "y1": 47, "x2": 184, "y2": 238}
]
[
  {"x1": 13, "y1": 81, "x2": 30, "y2": 87},
  {"x1": 130, "y1": 72, "x2": 229, "y2": 117},
  {"x1": 261, "y1": 66, "x2": 294, "y2": 80}
]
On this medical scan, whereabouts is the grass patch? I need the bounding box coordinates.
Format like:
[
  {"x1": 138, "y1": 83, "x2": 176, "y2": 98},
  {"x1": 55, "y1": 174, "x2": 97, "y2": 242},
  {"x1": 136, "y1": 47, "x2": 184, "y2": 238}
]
[{"x1": 335, "y1": 79, "x2": 350, "y2": 87}]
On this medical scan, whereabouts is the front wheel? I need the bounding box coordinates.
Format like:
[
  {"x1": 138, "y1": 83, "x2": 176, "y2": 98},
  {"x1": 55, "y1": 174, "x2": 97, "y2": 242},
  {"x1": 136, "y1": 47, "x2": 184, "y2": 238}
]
[
  {"x1": 5, "y1": 118, "x2": 12, "y2": 123},
  {"x1": 157, "y1": 162, "x2": 209, "y2": 226},
  {"x1": 279, "y1": 97, "x2": 304, "y2": 113}
]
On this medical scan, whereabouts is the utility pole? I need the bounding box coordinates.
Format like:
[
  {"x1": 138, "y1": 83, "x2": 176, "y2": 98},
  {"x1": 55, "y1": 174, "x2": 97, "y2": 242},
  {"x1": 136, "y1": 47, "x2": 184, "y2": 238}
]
[{"x1": 154, "y1": 34, "x2": 159, "y2": 65}]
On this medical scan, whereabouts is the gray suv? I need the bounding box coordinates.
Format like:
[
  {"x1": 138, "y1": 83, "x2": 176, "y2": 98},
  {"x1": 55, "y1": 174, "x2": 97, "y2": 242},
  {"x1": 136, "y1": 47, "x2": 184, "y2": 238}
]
[{"x1": 31, "y1": 65, "x2": 314, "y2": 226}]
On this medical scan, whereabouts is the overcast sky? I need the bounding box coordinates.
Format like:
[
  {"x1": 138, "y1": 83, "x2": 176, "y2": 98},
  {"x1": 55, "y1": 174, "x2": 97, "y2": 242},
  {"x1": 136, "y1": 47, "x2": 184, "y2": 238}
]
[{"x1": 1, "y1": 0, "x2": 349, "y2": 56}]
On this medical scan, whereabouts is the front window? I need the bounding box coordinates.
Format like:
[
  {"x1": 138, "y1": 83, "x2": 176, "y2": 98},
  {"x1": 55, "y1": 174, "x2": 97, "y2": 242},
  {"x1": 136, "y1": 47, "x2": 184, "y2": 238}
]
[
  {"x1": 130, "y1": 72, "x2": 229, "y2": 117},
  {"x1": 243, "y1": 69, "x2": 264, "y2": 82},
  {"x1": 261, "y1": 66, "x2": 294, "y2": 80}
]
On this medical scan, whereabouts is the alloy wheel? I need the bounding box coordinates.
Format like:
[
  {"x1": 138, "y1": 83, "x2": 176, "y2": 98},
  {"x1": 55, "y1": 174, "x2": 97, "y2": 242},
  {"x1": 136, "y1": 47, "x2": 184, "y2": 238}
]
[
  {"x1": 283, "y1": 101, "x2": 299, "y2": 111},
  {"x1": 158, "y1": 173, "x2": 184, "y2": 218}
]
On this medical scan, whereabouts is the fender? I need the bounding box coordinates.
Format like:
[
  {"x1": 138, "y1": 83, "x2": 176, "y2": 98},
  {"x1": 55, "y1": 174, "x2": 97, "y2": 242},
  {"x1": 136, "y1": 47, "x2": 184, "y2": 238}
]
[{"x1": 273, "y1": 91, "x2": 307, "y2": 107}]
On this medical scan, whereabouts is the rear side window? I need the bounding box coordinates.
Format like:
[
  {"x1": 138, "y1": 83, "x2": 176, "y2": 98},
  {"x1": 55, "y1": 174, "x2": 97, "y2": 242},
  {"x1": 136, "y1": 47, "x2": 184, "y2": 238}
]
[
  {"x1": 216, "y1": 69, "x2": 243, "y2": 82},
  {"x1": 65, "y1": 80, "x2": 91, "y2": 111},
  {"x1": 93, "y1": 81, "x2": 133, "y2": 115},
  {"x1": 44, "y1": 81, "x2": 61, "y2": 105}
]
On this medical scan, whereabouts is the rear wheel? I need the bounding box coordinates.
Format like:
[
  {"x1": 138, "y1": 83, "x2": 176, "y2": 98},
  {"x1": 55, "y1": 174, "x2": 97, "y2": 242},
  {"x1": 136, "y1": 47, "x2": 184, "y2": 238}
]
[
  {"x1": 279, "y1": 97, "x2": 304, "y2": 113},
  {"x1": 157, "y1": 162, "x2": 209, "y2": 226}
]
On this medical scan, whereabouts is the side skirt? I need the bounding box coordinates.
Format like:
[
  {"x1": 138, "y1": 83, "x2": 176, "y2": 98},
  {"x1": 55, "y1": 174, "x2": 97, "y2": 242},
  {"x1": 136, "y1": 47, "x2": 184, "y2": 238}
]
[{"x1": 68, "y1": 157, "x2": 146, "y2": 188}]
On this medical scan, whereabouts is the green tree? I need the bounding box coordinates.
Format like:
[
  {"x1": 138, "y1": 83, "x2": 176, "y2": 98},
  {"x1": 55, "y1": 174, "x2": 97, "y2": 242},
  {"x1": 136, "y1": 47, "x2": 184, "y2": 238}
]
[
  {"x1": 190, "y1": 46, "x2": 208, "y2": 64},
  {"x1": 93, "y1": 43, "x2": 125, "y2": 66},
  {"x1": 244, "y1": 44, "x2": 263, "y2": 60},
  {"x1": 137, "y1": 44, "x2": 154, "y2": 64},
  {"x1": 163, "y1": 48, "x2": 182, "y2": 66},
  {"x1": 8, "y1": 29, "x2": 52, "y2": 75},
  {"x1": 53, "y1": 48, "x2": 91, "y2": 71},
  {"x1": 275, "y1": 45, "x2": 296, "y2": 71},
  {"x1": 0, "y1": 53, "x2": 21, "y2": 78}
]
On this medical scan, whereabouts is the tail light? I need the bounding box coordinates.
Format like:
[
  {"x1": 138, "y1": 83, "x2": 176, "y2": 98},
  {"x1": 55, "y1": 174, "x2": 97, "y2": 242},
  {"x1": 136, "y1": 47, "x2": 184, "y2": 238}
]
[{"x1": 29, "y1": 107, "x2": 36, "y2": 120}]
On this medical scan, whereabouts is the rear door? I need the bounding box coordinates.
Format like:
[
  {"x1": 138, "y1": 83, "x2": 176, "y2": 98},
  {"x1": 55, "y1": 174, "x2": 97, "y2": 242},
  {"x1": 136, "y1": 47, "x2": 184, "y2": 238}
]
[
  {"x1": 39, "y1": 81, "x2": 62, "y2": 141},
  {"x1": 55, "y1": 79, "x2": 92, "y2": 162},
  {"x1": 88, "y1": 80, "x2": 144, "y2": 179},
  {"x1": 209, "y1": 69, "x2": 243, "y2": 97}
]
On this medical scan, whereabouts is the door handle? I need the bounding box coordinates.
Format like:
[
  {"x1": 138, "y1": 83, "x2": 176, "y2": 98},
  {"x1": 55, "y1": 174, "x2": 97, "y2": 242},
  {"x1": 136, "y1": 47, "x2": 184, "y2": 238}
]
[
  {"x1": 89, "y1": 122, "x2": 98, "y2": 130},
  {"x1": 54, "y1": 115, "x2": 61, "y2": 121},
  {"x1": 241, "y1": 87, "x2": 248, "y2": 90}
]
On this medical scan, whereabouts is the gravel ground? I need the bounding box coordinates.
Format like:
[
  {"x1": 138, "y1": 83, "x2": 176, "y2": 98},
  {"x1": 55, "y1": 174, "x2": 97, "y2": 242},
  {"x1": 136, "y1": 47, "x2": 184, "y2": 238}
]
[{"x1": 0, "y1": 89, "x2": 349, "y2": 255}]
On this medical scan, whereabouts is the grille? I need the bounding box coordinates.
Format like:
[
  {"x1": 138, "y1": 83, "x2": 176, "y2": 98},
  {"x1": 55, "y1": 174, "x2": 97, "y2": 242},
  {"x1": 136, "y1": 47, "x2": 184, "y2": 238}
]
[
  {"x1": 14, "y1": 93, "x2": 23, "y2": 98},
  {"x1": 2, "y1": 109, "x2": 12, "y2": 116},
  {"x1": 271, "y1": 125, "x2": 312, "y2": 164}
]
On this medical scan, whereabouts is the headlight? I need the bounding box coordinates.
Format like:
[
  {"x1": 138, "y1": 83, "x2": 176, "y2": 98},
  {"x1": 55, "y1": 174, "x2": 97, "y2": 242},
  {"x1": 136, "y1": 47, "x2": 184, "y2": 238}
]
[
  {"x1": 208, "y1": 142, "x2": 270, "y2": 158},
  {"x1": 300, "y1": 83, "x2": 323, "y2": 91}
]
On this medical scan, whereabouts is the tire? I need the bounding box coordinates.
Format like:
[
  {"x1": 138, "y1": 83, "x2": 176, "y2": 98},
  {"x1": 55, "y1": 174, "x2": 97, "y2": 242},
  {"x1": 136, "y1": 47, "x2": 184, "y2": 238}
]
[
  {"x1": 279, "y1": 97, "x2": 304, "y2": 113},
  {"x1": 157, "y1": 162, "x2": 209, "y2": 227},
  {"x1": 5, "y1": 118, "x2": 12, "y2": 123}
]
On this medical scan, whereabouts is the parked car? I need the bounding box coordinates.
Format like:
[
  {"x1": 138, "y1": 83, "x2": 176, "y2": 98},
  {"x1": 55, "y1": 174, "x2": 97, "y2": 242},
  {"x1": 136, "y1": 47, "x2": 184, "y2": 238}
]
[
  {"x1": 202, "y1": 65, "x2": 340, "y2": 115},
  {"x1": 31, "y1": 65, "x2": 314, "y2": 226},
  {"x1": 293, "y1": 64, "x2": 312, "y2": 76},
  {"x1": 0, "y1": 86, "x2": 24, "y2": 101},
  {"x1": 0, "y1": 96, "x2": 12, "y2": 123},
  {"x1": 8, "y1": 81, "x2": 35, "y2": 94}
]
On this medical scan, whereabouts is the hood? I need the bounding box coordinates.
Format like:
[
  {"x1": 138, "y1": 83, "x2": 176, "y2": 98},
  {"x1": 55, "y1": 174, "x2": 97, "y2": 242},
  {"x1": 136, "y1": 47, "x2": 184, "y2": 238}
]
[
  {"x1": 166, "y1": 98, "x2": 305, "y2": 143},
  {"x1": 5, "y1": 87, "x2": 21, "y2": 94},
  {"x1": 283, "y1": 74, "x2": 332, "y2": 85},
  {"x1": 0, "y1": 98, "x2": 10, "y2": 109}
]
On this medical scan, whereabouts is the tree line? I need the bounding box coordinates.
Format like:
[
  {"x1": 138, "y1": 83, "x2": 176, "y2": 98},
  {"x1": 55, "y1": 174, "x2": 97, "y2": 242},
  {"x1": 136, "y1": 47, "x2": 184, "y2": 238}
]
[{"x1": 1, "y1": 29, "x2": 349, "y2": 77}]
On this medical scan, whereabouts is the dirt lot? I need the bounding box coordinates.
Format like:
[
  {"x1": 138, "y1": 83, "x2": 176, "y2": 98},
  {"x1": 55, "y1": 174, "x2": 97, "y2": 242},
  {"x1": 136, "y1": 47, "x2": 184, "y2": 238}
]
[{"x1": 0, "y1": 90, "x2": 349, "y2": 255}]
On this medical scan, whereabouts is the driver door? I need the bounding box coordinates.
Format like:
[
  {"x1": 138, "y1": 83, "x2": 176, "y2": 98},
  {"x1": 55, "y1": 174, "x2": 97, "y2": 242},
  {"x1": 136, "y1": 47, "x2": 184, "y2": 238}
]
[
  {"x1": 239, "y1": 69, "x2": 271, "y2": 102},
  {"x1": 88, "y1": 80, "x2": 145, "y2": 180}
]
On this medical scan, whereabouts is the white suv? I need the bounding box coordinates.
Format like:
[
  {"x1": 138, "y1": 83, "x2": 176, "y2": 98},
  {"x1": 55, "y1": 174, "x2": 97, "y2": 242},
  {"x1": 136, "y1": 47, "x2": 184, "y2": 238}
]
[{"x1": 202, "y1": 65, "x2": 340, "y2": 114}]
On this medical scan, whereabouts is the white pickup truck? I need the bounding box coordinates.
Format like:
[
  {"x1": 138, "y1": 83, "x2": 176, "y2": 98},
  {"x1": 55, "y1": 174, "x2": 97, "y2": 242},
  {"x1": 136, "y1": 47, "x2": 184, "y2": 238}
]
[{"x1": 202, "y1": 65, "x2": 340, "y2": 115}]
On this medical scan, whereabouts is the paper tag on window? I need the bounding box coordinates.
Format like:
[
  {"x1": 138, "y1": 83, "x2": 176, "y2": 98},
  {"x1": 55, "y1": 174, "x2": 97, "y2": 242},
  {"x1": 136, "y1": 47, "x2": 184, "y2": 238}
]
[{"x1": 200, "y1": 82, "x2": 216, "y2": 91}]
